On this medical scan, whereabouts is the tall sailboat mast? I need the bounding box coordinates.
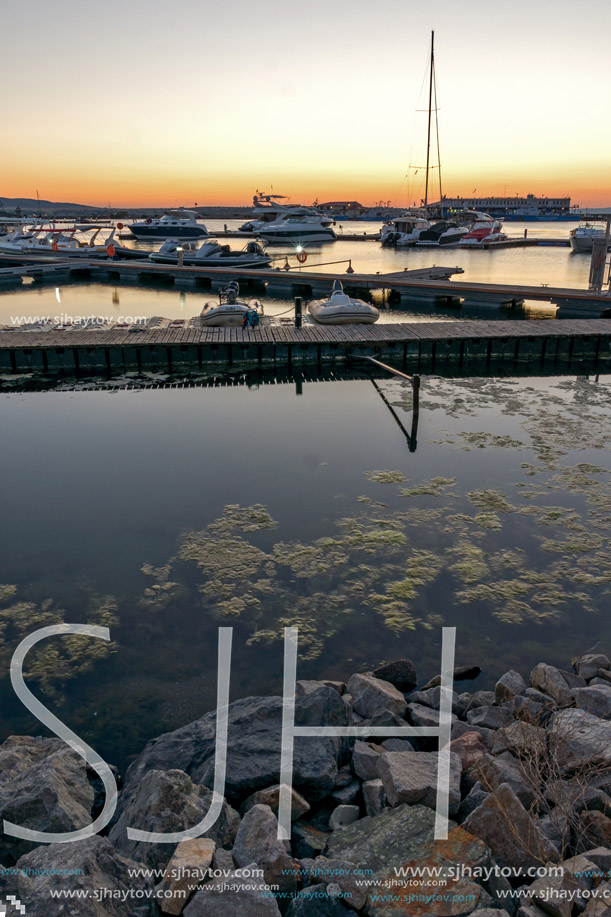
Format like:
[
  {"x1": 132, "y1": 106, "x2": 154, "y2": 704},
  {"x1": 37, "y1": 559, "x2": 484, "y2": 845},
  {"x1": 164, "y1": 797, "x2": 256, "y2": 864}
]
[{"x1": 424, "y1": 31, "x2": 435, "y2": 216}]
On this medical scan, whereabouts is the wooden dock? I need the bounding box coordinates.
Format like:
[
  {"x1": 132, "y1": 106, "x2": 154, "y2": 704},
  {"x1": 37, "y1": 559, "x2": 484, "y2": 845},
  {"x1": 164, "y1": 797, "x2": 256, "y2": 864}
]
[{"x1": 1, "y1": 318, "x2": 609, "y2": 376}]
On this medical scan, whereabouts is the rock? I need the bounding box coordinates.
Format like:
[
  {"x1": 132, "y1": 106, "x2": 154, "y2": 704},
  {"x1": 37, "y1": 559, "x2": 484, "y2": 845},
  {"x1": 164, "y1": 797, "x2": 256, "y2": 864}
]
[
  {"x1": 362, "y1": 779, "x2": 385, "y2": 817},
  {"x1": 242, "y1": 785, "x2": 310, "y2": 822},
  {"x1": 530, "y1": 663, "x2": 574, "y2": 706},
  {"x1": 213, "y1": 847, "x2": 235, "y2": 871},
  {"x1": 406, "y1": 702, "x2": 458, "y2": 729},
  {"x1": 232, "y1": 804, "x2": 290, "y2": 869},
  {"x1": 376, "y1": 750, "x2": 462, "y2": 815},
  {"x1": 496, "y1": 670, "x2": 528, "y2": 704},
  {"x1": 596, "y1": 669, "x2": 611, "y2": 685},
  {"x1": 120, "y1": 691, "x2": 352, "y2": 809},
  {"x1": 523, "y1": 869, "x2": 582, "y2": 917},
  {"x1": 582, "y1": 881, "x2": 611, "y2": 916},
  {"x1": 578, "y1": 811, "x2": 611, "y2": 850},
  {"x1": 331, "y1": 779, "x2": 361, "y2": 806},
  {"x1": 297, "y1": 680, "x2": 345, "y2": 696},
  {"x1": 525, "y1": 688, "x2": 557, "y2": 707},
  {"x1": 537, "y1": 808, "x2": 571, "y2": 855},
  {"x1": 334, "y1": 765, "x2": 355, "y2": 788},
  {"x1": 351, "y1": 741, "x2": 382, "y2": 781},
  {"x1": 109, "y1": 769, "x2": 239, "y2": 869},
  {"x1": 311, "y1": 855, "x2": 369, "y2": 910},
  {"x1": 292, "y1": 821, "x2": 329, "y2": 859},
  {"x1": 365, "y1": 710, "x2": 409, "y2": 730},
  {"x1": 491, "y1": 721, "x2": 548, "y2": 758},
  {"x1": 449, "y1": 732, "x2": 489, "y2": 771},
  {"x1": 465, "y1": 753, "x2": 536, "y2": 808},
  {"x1": 372, "y1": 659, "x2": 417, "y2": 692},
  {"x1": 573, "y1": 686, "x2": 611, "y2": 719},
  {"x1": 184, "y1": 865, "x2": 281, "y2": 916},
  {"x1": 451, "y1": 720, "x2": 496, "y2": 750},
  {"x1": 546, "y1": 779, "x2": 611, "y2": 816},
  {"x1": 517, "y1": 908, "x2": 548, "y2": 917},
  {"x1": 463, "y1": 690, "x2": 497, "y2": 710},
  {"x1": 466, "y1": 705, "x2": 514, "y2": 730},
  {"x1": 327, "y1": 803, "x2": 493, "y2": 916},
  {"x1": 457, "y1": 782, "x2": 490, "y2": 823},
  {"x1": 380, "y1": 738, "x2": 414, "y2": 752},
  {"x1": 573, "y1": 654, "x2": 611, "y2": 681},
  {"x1": 580, "y1": 846, "x2": 611, "y2": 872},
  {"x1": 408, "y1": 686, "x2": 466, "y2": 716},
  {"x1": 0, "y1": 735, "x2": 96, "y2": 863},
  {"x1": 558, "y1": 669, "x2": 587, "y2": 689},
  {"x1": 470, "y1": 911, "x2": 511, "y2": 917},
  {"x1": 346, "y1": 673, "x2": 407, "y2": 719},
  {"x1": 157, "y1": 838, "x2": 215, "y2": 916},
  {"x1": 549, "y1": 709, "x2": 611, "y2": 771},
  {"x1": 505, "y1": 696, "x2": 548, "y2": 725},
  {"x1": 463, "y1": 783, "x2": 560, "y2": 870},
  {"x1": 421, "y1": 665, "x2": 482, "y2": 691},
  {"x1": 329, "y1": 805, "x2": 360, "y2": 831},
  {"x1": 5, "y1": 836, "x2": 155, "y2": 917},
  {"x1": 284, "y1": 888, "x2": 348, "y2": 916}
]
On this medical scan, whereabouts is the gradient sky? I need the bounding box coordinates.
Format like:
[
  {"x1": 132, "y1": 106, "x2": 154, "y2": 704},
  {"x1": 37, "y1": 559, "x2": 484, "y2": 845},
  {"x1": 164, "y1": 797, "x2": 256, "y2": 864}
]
[{"x1": 2, "y1": 0, "x2": 610, "y2": 207}]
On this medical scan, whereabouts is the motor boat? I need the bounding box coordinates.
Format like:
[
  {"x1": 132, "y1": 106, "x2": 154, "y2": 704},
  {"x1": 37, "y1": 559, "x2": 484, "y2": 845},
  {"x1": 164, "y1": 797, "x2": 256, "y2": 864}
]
[
  {"x1": 307, "y1": 280, "x2": 379, "y2": 325},
  {"x1": 128, "y1": 210, "x2": 208, "y2": 240},
  {"x1": 380, "y1": 213, "x2": 431, "y2": 246},
  {"x1": 256, "y1": 211, "x2": 336, "y2": 243},
  {"x1": 200, "y1": 281, "x2": 264, "y2": 327},
  {"x1": 0, "y1": 226, "x2": 121, "y2": 258},
  {"x1": 569, "y1": 221, "x2": 611, "y2": 253},
  {"x1": 417, "y1": 220, "x2": 469, "y2": 246},
  {"x1": 240, "y1": 193, "x2": 334, "y2": 231},
  {"x1": 459, "y1": 219, "x2": 507, "y2": 245},
  {"x1": 149, "y1": 239, "x2": 271, "y2": 268}
]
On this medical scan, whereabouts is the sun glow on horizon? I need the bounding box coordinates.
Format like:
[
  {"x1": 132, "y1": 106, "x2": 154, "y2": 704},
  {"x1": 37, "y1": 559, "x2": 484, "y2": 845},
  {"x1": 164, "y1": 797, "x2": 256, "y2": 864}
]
[{"x1": 2, "y1": 0, "x2": 611, "y2": 209}]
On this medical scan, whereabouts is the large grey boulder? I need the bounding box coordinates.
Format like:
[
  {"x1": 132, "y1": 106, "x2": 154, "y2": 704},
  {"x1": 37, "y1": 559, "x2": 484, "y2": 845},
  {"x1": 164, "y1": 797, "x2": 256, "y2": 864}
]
[
  {"x1": 3, "y1": 835, "x2": 155, "y2": 917},
  {"x1": 463, "y1": 783, "x2": 560, "y2": 870},
  {"x1": 466, "y1": 706, "x2": 513, "y2": 730},
  {"x1": 530, "y1": 663, "x2": 574, "y2": 706},
  {"x1": 376, "y1": 750, "x2": 462, "y2": 814},
  {"x1": 120, "y1": 690, "x2": 352, "y2": 810},
  {"x1": 350, "y1": 741, "x2": 382, "y2": 781},
  {"x1": 326, "y1": 804, "x2": 493, "y2": 916},
  {"x1": 465, "y1": 753, "x2": 536, "y2": 808},
  {"x1": 346, "y1": 673, "x2": 407, "y2": 719},
  {"x1": 406, "y1": 702, "x2": 458, "y2": 729},
  {"x1": 549, "y1": 709, "x2": 611, "y2": 771},
  {"x1": 184, "y1": 866, "x2": 281, "y2": 916},
  {"x1": 232, "y1": 804, "x2": 290, "y2": 869},
  {"x1": 573, "y1": 685, "x2": 611, "y2": 719},
  {"x1": 407, "y1": 686, "x2": 465, "y2": 716},
  {"x1": 109, "y1": 769, "x2": 239, "y2": 869},
  {"x1": 496, "y1": 670, "x2": 527, "y2": 704},
  {"x1": 310, "y1": 855, "x2": 368, "y2": 910},
  {"x1": 0, "y1": 735, "x2": 96, "y2": 863},
  {"x1": 573, "y1": 653, "x2": 611, "y2": 681},
  {"x1": 491, "y1": 721, "x2": 548, "y2": 758},
  {"x1": 372, "y1": 659, "x2": 417, "y2": 692},
  {"x1": 242, "y1": 785, "x2": 310, "y2": 822}
]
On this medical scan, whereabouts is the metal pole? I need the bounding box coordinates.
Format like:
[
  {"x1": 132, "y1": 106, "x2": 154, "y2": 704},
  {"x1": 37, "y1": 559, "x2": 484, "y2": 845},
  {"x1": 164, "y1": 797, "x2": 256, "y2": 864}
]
[
  {"x1": 294, "y1": 296, "x2": 302, "y2": 328},
  {"x1": 424, "y1": 31, "x2": 434, "y2": 216}
]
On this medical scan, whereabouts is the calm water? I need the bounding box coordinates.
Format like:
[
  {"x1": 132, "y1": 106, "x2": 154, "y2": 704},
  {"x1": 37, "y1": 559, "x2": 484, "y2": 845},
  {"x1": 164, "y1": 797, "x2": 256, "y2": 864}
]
[
  {"x1": 0, "y1": 219, "x2": 593, "y2": 326},
  {"x1": 1, "y1": 371, "x2": 611, "y2": 771}
]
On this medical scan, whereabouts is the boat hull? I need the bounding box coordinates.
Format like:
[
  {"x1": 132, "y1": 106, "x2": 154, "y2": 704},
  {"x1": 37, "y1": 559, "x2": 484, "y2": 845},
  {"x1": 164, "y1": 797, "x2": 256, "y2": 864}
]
[
  {"x1": 129, "y1": 225, "x2": 208, "y2": 239},
  {"x1": 258, "y1": 230, "x2": 336, "y2": 243}
]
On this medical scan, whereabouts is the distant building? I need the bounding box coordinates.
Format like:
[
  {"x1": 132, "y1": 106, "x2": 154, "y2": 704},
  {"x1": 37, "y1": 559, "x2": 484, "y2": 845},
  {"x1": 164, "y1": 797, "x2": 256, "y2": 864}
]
[
  {"x1": 320, "y1": 201, "x2": 365, "y2": 215},
  {"x1": 430, "y1": 193, "x2": 574, "y2": 218}
]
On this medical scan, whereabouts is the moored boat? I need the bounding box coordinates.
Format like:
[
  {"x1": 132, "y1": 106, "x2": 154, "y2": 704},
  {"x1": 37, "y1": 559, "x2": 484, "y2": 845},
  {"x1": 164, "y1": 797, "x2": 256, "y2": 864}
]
[
  {"x1": 307, "y1": 280, "x2": 379, "y2": 325},
  {"x1": 200, "y1": 281, "x2": 264, "y2": 327},
  {"x1": 256, "y1": 212, "x2": 336, "y2": 243},
  {"x1": 129, "y1": 210, "x2": 208, "y2": 240},
  {"x1": 569, "y1": 221, "x2": 611, "y2": 253},
  {"x1": 149, "y1": 239, "x2": 271, "y2": 268},
  {"x1": 459, "y1": 219, "x2": 507, "y2": 246}
]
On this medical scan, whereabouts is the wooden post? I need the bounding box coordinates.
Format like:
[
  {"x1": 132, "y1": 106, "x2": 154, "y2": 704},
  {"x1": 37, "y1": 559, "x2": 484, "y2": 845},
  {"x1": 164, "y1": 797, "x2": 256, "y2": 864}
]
[{"x1": 295, "y1": 296, "x2": 303, "y2": 328}]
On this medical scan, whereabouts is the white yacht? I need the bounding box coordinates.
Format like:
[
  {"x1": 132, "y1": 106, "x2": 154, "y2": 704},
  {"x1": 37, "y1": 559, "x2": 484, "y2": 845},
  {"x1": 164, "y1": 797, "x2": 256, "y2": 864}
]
[
  {"x1": 380, "y1": 212, "x2": 431, "y2": 246},
  {"x1": 240, "y1": 193, "x2": 333, "y2": 232},
  {"x1": 256, "y1": 211, "x2": 336, "y2": 243},
  {"x1": 129, "y1": 210, "x2": 208, "y2": 240},
  {"x1": 149, "y1": 239, "x2": 271, "y2": 268},
  {"x1": 569, "y1": 221, "x2": 611, "y2": 253},
  {"x1": 0, "y1": 226, "x2": 119, "y2": 258},
  {"x1": 308, "y1": 280, "x2": 379, "y2": 324}
]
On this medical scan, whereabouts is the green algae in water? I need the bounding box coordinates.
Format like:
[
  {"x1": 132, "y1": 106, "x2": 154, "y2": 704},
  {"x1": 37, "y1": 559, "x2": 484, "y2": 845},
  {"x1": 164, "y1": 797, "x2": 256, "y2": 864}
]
[{"x1": 363, "y1": 470, "x2": 407, "y2": 484}]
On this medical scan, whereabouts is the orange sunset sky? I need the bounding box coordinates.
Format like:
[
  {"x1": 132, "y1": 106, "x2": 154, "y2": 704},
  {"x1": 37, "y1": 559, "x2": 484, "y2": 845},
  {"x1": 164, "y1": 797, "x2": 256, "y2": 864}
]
[{"x1": 2, "y1": 0, "x2": 610, "y2": 208}]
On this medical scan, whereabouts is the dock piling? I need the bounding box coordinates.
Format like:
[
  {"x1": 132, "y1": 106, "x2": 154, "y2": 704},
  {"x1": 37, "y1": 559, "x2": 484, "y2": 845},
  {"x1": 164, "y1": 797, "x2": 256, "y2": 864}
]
[{"x1": 294, "y1": 296, "x2": 303, "y2": 329}]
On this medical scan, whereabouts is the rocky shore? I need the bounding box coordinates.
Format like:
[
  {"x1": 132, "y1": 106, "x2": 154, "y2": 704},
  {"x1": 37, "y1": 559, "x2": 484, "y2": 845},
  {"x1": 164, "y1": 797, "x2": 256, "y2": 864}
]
[{"x1": 2, "y1": 652, "x2": 611, "y2": 916}]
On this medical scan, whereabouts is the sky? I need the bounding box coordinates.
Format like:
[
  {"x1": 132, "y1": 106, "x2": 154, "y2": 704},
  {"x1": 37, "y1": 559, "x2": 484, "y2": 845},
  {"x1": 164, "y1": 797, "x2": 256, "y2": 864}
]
[{"x1": 2, "y1": 0, "x2": 611, "y2": 208}]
